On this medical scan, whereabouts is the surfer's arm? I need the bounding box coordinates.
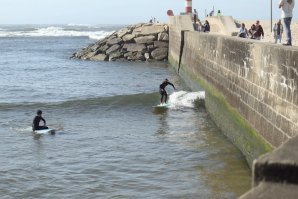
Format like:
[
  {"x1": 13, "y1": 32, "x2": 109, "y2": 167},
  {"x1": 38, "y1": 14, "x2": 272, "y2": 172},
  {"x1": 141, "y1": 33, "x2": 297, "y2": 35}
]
[
  {"x1": 41, "y1": 117, "x2": 46, "y2": 126},
  {"x1": 169, "y1": 82, "x2": 176, "y2": 90}
]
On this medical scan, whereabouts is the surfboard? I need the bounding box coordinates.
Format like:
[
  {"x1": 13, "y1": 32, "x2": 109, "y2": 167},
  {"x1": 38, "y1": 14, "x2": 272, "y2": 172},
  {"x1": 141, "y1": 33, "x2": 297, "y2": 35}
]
[
  {"x1": 152, "y1": 103, "x2": 170, "y2": 109},
  {"x1": 34, "y1": 129, "x2": 56, "y2": 135}
]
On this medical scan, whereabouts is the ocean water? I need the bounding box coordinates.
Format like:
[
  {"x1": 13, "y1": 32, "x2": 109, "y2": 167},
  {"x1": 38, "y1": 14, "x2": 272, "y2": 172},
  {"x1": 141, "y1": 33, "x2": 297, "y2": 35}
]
[{"x1": 0, "y1": 25, "x2": 251, "y2": 199}]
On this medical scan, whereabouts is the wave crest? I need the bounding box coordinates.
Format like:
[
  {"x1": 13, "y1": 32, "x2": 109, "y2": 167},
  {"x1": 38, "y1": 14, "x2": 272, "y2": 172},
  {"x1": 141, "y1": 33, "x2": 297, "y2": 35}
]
[
  {"x1": 0, "y1": 26, "x2": 113, "y2": 40},
  {"x1": 0, "y1": 93, "x2": 159, "y2": 111},
  {"x1": 0, "y1": 91, "x2": 206, "y2": 112},
  {"x1": 169, "y1": 91, "x2": 205, "y2": 109}
]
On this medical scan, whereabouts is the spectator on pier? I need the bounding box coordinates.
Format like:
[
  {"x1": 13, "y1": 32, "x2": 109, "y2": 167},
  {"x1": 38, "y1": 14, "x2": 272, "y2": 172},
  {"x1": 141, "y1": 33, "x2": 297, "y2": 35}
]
[
  {"x1": 279, "y1": 0, "x2": 295, "y2": 46},
  {"x1": 202, "y1": 20, "x2": 210, "y2": 32},
  {"x1": 237, "y1": 23, "x2": 249, "y2": 38},
  {"x1": 209, "y1": 10, "x2": 214, "y2": 16},
  {"x1": 193, "y1": 9, "x2": 198, "y2": 23},
  {"x1": 273, "y1": 19, "x2": 284, "y2": 44},
  {"x1": 255, "y1": 20, "x2": 264, "y2": 40},
  {"x1": 248, "y1": 24, "x2": 257, "y2": 39},
  {"x1": 193, "y1": 20, "x2": 201, "y2": 31}
]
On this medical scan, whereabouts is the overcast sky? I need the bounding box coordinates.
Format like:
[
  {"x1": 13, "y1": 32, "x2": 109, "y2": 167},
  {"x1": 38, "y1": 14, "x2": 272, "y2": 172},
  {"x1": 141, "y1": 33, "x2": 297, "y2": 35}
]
[{"x1": 0, "y1": 0, "x2": 297, "y2": 24}]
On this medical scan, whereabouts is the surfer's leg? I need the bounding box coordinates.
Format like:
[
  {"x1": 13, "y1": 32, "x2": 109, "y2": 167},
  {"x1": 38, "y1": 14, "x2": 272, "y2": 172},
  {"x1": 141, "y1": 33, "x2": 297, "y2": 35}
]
[
  {"x1": 161, "y1": 94, "x2": 164, "y2": 103},
  {"x1": 36, "y1": 126, "x2": 42, "y2": 130},
  {"x1": 164, "y1": 93, "x2": 168, "y2": 103},
  {"x1": 160, "y1": 90, "x2": 165, "y2": 103},
  {"x1": 37, "y1": 126, "x2": 49, "y2": 130}
]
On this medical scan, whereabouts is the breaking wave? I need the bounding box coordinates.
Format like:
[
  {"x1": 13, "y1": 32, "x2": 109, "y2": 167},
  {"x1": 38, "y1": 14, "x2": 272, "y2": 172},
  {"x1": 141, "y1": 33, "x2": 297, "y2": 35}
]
[
  {"x1": 0, "y1": 91, "x2": 205, "y2": 112},
  {"x1": 0, "y1": 26, "x2": 113, "y2": 40},
  {"x1": 168, "y1": 91, "x2": 205, "y2": 109}
]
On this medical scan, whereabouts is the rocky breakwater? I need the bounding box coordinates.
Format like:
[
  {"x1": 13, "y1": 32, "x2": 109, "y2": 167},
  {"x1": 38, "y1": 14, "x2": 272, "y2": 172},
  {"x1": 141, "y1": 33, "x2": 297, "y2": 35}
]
[{"x1": 72, "y1": 23, "x2": 169, "y2": 62}]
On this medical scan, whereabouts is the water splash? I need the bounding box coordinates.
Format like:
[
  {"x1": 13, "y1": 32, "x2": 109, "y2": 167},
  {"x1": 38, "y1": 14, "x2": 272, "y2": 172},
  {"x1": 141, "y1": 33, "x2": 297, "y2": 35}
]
[{"x1": 168, "y1": 91, "x2": 205, "y2": 109}]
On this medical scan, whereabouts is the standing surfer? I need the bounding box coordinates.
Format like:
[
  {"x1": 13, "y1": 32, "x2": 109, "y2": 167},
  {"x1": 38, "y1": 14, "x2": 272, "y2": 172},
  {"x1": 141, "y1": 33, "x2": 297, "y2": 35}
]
[
  {"x1": 32, "y1": 110, "x2": 49, "y2": 131},
  {"x1": 159, "y1": 79, "x2": 176, "y2": 104}
]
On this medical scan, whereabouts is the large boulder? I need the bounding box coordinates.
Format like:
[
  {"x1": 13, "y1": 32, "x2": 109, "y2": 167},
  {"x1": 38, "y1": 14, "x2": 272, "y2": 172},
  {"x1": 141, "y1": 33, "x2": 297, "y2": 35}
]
[
  {"x1": 81, "y1": 51, "x2": 96, "y2": 60},
  {"x1": 126, "y1": 52, "x2": 145, "y2": 61},
  {"x1": 124, "y1": 52, "x2": 134, "y2": 58},
  {"x1": 133, "y1": 24, "x2": 166, "y2": 36},
  {"x1": 106, "y1": 44, "x2": 121, "y2": 55},
  {"x1": 134, "y1": 35, "x2": 156, "y2": 44},
  {"x1": 158, "y1": 32, "x2": 169, "y2": 41},
  {"x1": 109, "y1": 52, "x2": 123, "y2": 61},
  {"x1": 107, "y1": 37, "x2": 122, "y2": 46},
  {"x1": 154, "y1": 41, "x2": 168, "y2": 48},
  {"x1": 122, "y1": 43, "x2": 146, "y2": 52},
  {"x1": 134, "y1": 23, "x2": 145, "y2": 29},
  {"x1": 117, "y1": 27, "x2": 132, "y2": 38},
  {"x1": 72, "y1": 51, "x2": 85, "y2": 59},
  {"x1": 95, "y1": 37, "x2": 108, "y2": 46},
  {"x1": 98, "y1": 45, "x2": 110, "y2": 53},
  {"x1": 90, "y1": 54, "x2": 108, "y2": 61},
  {"x1": 122, "y1": 34, "x2": 136, "y2": 42},
  {"x1": 151, "y1": 47, "x2": 168, "y2": 60},
  {"x1": 90, "y1": 44, "x2": 100, "y2": 52}
]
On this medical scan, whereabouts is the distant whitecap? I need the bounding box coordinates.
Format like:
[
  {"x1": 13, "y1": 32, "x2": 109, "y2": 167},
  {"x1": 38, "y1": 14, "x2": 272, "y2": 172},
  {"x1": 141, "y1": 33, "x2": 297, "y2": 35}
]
[{"x1": 0, "y1": 26, "x2": 113, "y2": 40}]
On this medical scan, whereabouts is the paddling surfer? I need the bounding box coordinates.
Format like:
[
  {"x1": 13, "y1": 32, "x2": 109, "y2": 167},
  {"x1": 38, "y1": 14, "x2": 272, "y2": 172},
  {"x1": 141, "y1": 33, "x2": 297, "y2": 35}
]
[
  {"x1": 32, "y1": 110, "x2": 49, "y2": 131},
  {"x1": 159, "y1": 79, "x2": 176, "y2": 104}
]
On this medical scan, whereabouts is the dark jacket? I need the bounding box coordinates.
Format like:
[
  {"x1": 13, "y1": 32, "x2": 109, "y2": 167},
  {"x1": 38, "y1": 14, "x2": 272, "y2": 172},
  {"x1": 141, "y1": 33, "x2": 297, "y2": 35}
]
[
  {"x1": 203, "y1": 23, "x2": 210, "y2": 32},
  {"x1": 32, "y1": 116, "x2": 46, "y2": 131},
  {"x1": 255, "y1": 25, "x2": 264, "y2": 38},
  {"x1": 160, "y1": 81, "x2": 175, "y2": 91}
]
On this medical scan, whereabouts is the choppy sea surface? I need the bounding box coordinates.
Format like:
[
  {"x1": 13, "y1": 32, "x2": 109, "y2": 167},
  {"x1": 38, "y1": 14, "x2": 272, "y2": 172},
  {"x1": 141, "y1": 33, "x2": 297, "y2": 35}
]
[{"x1": 0, "y1": 24, "x2": 251, "y2": 199}]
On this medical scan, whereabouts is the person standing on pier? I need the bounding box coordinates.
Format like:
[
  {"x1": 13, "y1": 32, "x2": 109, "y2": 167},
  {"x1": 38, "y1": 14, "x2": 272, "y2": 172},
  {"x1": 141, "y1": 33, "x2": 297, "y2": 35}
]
[
  {"x1": 255, "y1": 20, "x2": 264, "y2": 40},
  {"x1": 273, "y1": 19, "x2": 284, "y2": 44},
  {"x1": 238, "y1": 23, "x2": 249, "y2": 38},
  {"x1": 279, "y1": 0, "x2": 295, "y2": 46},
  {"x1": 193, "y1": 9, "x2": 198, "y2": 23}
]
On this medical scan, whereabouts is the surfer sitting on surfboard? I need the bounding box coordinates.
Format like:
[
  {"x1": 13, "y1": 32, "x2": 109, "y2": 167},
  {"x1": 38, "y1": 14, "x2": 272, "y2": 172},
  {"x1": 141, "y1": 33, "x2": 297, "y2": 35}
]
[
  {"x1": 159, "y1": 79, "x2": 176, "y2": 104},
  {"x1": 32, "y1": 110, "x2": 49, "y2": 131}
]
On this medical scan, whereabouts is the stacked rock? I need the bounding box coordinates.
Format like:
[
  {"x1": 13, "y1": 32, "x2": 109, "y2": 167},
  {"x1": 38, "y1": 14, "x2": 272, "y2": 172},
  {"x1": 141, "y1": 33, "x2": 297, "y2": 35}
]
[{"x1": 71, "y1": 23, "x2": 169, "y2": 62}]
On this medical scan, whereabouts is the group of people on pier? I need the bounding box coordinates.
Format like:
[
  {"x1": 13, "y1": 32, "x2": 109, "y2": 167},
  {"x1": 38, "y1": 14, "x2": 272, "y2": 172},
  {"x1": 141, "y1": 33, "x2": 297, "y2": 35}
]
[
  {"x1": 237, "y1": 0, "x2": 294, "y2": 46},
  {"x1": 191, "y1": 0, "x2": 295, "y2": 46}
]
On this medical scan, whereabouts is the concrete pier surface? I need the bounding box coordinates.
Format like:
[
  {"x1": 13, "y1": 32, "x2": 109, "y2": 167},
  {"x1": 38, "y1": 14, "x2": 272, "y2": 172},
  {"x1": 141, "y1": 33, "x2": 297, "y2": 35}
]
[{"x1": 238, "y1": 135, "x2": 298, "y2": 198}]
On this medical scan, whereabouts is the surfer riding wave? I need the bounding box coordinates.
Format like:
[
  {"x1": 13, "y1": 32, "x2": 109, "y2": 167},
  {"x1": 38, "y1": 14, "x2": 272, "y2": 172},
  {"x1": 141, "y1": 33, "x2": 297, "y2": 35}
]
[{"x1": 159, "y1": 79, "x2": 176, "y2": 104}]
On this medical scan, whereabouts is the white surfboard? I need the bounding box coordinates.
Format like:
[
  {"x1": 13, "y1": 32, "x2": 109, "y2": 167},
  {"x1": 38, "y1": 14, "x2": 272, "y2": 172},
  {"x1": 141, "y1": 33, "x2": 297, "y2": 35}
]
[
  {"x1": 152, "y1": 103, "x2": 170, "y2": 109},
  {"x1": 34, "y1": 129, "x2": 56, "y2": 135}
]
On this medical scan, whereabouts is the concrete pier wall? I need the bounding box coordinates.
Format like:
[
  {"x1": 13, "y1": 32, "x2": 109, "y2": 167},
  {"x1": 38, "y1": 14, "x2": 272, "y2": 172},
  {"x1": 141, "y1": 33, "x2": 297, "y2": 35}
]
[
  {"x1": 168, "y1": 15, "x2": 298, "y2": 198},
  {"x1": 169, "y1": 16, "x2": 298, "y2": 165}
]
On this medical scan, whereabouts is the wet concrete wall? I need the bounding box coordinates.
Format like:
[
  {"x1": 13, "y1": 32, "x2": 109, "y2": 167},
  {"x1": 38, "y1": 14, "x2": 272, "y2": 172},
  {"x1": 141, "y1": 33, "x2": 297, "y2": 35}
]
[
  {"x1": 169, "y1": 15, "x2": 298, "y2": 198},
  {"x1": 169, "y1": 16, "x2": 298, "y2": 166}
]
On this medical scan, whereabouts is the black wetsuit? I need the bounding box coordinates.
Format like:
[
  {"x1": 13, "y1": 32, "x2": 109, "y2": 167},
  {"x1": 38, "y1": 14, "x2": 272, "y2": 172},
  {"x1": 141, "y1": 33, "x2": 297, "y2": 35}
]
[
  {"x1": 32, "y1": 116, "x2": 48, "y2": 131},
  {"x1": 159, "y1": 81, "x2": 175, "y2": 103}
]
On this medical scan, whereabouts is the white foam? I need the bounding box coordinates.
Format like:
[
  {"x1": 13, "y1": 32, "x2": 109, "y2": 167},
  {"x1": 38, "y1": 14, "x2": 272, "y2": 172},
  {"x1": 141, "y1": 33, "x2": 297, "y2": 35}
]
[
  {"x1": 0, "y1": 26, "x2": 113, "y2": 40},
  {"x1": 67, "y1": 23, "x2": 93, "y2": 27},
  {"x1": 11, "y1": 126, "x2": 32, "y2": 132},
  {"x1": 168, "y1": 91, "x2": 205, "y2": 109}
]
